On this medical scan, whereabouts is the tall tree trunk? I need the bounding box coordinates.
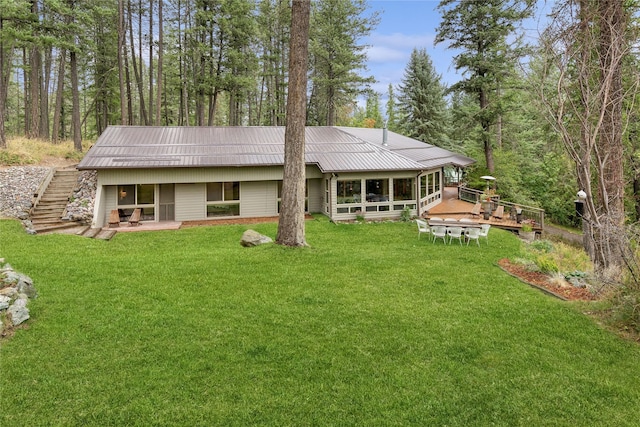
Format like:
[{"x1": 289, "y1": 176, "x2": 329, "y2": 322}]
[
  {"x1": 155, "y1": 0, "x2": 163, "y2": 125},
  {"x1": 118, "y1": 0, "x2": 127, "y2": 124},
  {"x1": 52, "y1": 48, "x2": 67, "y2": 143},
  {"x1": 28, "y1": 39, "x2": 41, "y2": 138},
  {"x1": 40, "y1": 45, "x2": 51, "y2": 139},
  {"x1": 593, "y1": 0, "x2": 626, "y2": 269},
  {"x1": 130, "y1": 0, "x2": 147, "y2": 124},
  {"x1": 70, "y1": 48, "x2": 82, "y2": 151},
  {"x1": 148, "y1": 0, "x2": 154, "y2": 123},
  {"x1": 480, "y1": 87, "x2": 495, "y2": 173},
  {"x1": 276, "y1": 0, "x2": 310, "y2": 247},
  {"x1": 0, "y1": 18, "x2": 12, "y2": 149}
]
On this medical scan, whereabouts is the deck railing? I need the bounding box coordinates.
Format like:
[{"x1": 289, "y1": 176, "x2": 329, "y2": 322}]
[{"x1": 458, "y1": 186, "x2": 545, "y2": 229}]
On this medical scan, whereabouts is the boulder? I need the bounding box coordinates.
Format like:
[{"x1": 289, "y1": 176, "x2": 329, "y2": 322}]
[
  {"x1": 241, "y1": 229, "x2": 273, "y2": 247},
  {"x1": 7, "y1": 298, "x2": 30, "y2": 326}
]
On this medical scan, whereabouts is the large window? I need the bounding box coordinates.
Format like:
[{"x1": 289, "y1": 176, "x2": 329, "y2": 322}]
[
  {"x1": 394, "y1": 178, "x2": 414, "y2": 201},
  {"x1": 206, "y1": 182, "x2": 240, "y2": 217},
  {"x1": 366, "y1": 179, "x2": 389, "y2": 202},
  {"x1": 337, "y1": 180, "x2": 361, "y2": 204},
  {"x1": 117, "y1": 184, "x2": 155, "y2": 220}
]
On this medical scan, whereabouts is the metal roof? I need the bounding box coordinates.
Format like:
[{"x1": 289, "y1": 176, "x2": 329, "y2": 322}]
[{"x1": 77, "y1": 126, "x2": 475, "y2": 172}]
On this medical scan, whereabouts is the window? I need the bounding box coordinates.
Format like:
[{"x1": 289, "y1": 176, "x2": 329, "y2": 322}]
[
  {"x1": 393, "y1": 178, "x2": 414, "y2": 201},
  {"x1": 420, "y1": 176, "x2": 427, "y2": 199},
  {"x1": 337, "y1": 180, "x2": 361, "y2": 204},
  {"x1": 206, "y1": 182, "x2": 240, "y2": 217},
  {"x1": 365, "y1": 179, "x2": 389, "y2": 202},
  {"x1": 117, "y1": 184, "x2": 155, "y2": 220}
]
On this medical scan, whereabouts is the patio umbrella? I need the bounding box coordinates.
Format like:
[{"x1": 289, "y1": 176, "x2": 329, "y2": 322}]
[{"x1": 480, "y1": 175, "x2": 496, "y2": 191}]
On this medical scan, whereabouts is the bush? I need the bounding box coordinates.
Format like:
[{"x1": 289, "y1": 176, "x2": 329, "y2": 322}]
[{"x1": 535, "y1": 254, "x2": 559, "y2": 274}]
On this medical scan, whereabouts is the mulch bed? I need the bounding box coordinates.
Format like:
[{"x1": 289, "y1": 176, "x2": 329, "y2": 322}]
[{"x1": 498, "y1": 258, "x2": 598, "y2": 301}]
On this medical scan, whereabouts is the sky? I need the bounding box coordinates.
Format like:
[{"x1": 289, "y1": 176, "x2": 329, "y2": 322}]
[{"x1": 361, "y1": 0, "x2": 555, "y2": 105}]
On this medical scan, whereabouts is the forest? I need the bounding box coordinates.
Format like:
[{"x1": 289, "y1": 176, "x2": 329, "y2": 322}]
[{"x1": 1, "y1": 1, "x2": 639, "y2": 273}]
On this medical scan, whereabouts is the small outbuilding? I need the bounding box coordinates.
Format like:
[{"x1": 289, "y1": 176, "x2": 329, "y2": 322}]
[{"x1": 77, "y1": 126, "x2": 475, "y2": 227}]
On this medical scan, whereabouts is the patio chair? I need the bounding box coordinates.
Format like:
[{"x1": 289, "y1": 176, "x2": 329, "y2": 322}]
[
  {"x1": 431, "y1": 225, "x2": 447, "y2": 244},
  {"x1": 446, "y1": 226, "x2": 464, "y2": 245},
  {"x1": 465, "y1": 227, "x2": 481, "y2": 246},
  {"x1": 444, "y1": 218, "x2": 458, "y2": 222},
  {"x1": 416, "y1": 219, "x2": 431, "y2": 240},
  {"x1": 479, "y1": 224, "x2": 491, "y2": 245},
  {"x1": 429, "y1": 216, "x2": 443, "y2": 222}
]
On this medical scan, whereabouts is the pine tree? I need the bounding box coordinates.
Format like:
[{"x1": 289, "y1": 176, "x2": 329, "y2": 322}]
[
  {"x1": 307, "y1": 0, "x2": 378, "y2": 126},
  {"x1": 435, "y1": 0, "x2": 535, "y2": 172},
  {"x1": 396, "y1": 48, "x2": 449, "y2": 146}
]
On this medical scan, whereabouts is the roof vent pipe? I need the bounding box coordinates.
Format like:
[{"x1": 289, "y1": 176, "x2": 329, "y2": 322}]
[{"x1": 382, "y1": 121, "x2": 388, "y2": 146}]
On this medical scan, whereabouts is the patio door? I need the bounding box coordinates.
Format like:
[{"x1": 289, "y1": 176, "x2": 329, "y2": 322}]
[{"x1": 159, "y1": 184, "x2": 175, "y2": 221}]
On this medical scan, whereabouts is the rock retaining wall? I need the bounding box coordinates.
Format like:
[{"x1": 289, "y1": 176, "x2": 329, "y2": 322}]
[{"x1": 1, "y1": 258, "x2": 37, "y2": 337}]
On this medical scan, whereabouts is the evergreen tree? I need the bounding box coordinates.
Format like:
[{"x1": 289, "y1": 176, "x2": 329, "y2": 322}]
[
  {"x1": 435, "y1": 0, "x2": 535, "y2": 172},
  {"x1": 307, "y1": 0, "x2": 378, "y2": 126},
  {"x1": 385, "y1": 84, "x2": 398, "y2": 132},
  {"x1": 396, "y1": 48, "x2": 449, "y2": 145}
]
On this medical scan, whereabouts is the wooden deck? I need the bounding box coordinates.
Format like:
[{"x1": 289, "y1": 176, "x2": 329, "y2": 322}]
[{"x1": 426, "y1": 187, "x2": 540, "y2": 232}]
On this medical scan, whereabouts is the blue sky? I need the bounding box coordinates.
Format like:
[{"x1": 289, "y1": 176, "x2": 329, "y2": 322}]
[{"x1": 362, "y1": 0, "x2": 554, "y2": 102}]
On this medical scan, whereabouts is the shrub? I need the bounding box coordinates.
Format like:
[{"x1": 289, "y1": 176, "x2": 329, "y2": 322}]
[{"x1": 535, "y1": 254, "x2": 559, "y2": 274}]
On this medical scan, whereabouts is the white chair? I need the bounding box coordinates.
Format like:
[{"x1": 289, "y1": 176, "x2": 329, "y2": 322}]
[
  {"x1": 447, "y1": 226, "x2": 464, "y2": 245},
  {"x1": 416, "y1": 219, "x2": 430, "y2": 240},
  {"x1": 465, "y1": 227, "x2": 481, "y2": 246},
  {"x1": 479, "y1": 224, "x2": 491, "y2": 244},
  {"x1": 431, "y1": 225, "x2": 447, "y2": 244},
  {"x1": 444, "y1": 218, "x2": 458, "y2": 222},
  {"x1": 430, "y1": 216, "x2": 443, "y2": 222}
]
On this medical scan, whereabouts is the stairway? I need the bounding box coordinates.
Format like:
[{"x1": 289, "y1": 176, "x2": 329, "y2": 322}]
[{"x1": 30, "y1": 168, "x2": 81, "y2": 233}]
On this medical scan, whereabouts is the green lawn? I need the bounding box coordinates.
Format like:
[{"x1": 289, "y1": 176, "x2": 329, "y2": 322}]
[{"x1": 1, "y1": 217, "x2": 639, "y2": 426}]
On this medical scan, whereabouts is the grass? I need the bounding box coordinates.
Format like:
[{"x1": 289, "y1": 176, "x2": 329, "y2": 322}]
[
  {"x1": 0, "y1": 137, "x2": 91, "y2": 165},
  {"x1": 1, "y1": 217, "x2": 640, "y2": 426}
]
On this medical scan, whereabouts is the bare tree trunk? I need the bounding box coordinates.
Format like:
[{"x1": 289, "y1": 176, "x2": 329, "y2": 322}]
[
  {"x1": 28, "y1": 35, "x2": 41, "y2": 139},
  {"x1": 70, "y1": 48, "x2": 82, "y2": 151},
  {"x1": 276, "y1": 0, "x2": 310, "y2": 247},
  {"x1": 0, "y1": 18, "x2": 12, "y2": 149},
  {"x1": 148, "y1": 0, "x2": 154, "y2": 123},
  {"x1": 480, "y1": 88, "x2": 495, "y2": 173},
  {"x1": 40, "y1": 45, "x2": 51, "y2": 139},
  {"x1": 155, "y1": 0, "x2": 163, "y2": 125},
  {"x1": 133, "y1": 0, "x2": 148, "y2": 124},
  {"x1": 538, "y1": 0, "x2": 632, "y2": 277},
  {"x1": 52, "y1": 48, "x2": 66, "y2": 143},
  {"x1": 118, "y1": 0, "x2": 128, "y2": 124}
]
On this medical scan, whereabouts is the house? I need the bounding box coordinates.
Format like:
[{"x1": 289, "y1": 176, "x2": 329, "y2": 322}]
[{"x1": 77, "y1": 126, "x2": 475, "y2": 227}]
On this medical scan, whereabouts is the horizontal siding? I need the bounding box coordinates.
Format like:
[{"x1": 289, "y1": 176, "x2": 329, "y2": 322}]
[
  {"x1": 308, "y1": 178, "x2": 322, "y2": 213},
  {"x1": 175, "y1": 183, "x2": 206, "y2": 221},
  {"x1": 97, "y1": 165, "x2": 322, "y2": 185},
  {"x1": 241, "y1": 181, "x2": 278, "y2": 217}
]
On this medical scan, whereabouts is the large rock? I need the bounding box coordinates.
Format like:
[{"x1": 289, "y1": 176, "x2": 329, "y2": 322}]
[
  {"x1": 240, "y1": 229, "x2": 273, "y2": 247},
  {"x1": 7, "y1": 298, "x2": 30, "y2": 326}
]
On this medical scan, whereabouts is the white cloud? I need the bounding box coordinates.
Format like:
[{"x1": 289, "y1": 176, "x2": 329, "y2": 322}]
[{"x1": 366, "y1": 45, "x2": 408, "y2": 63}]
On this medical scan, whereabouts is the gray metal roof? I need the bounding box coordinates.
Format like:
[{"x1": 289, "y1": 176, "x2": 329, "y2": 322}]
[
  {"x1": 77, "y1": 126, "x2": 475, "y2": 172},
  {"x1": 335, "y1": 127, "x2": 476, "y2": 168}
]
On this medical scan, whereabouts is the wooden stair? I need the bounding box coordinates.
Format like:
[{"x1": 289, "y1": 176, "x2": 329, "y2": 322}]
[{"x1": 30, "y1": 168, "x2": 81, "y2": 233}]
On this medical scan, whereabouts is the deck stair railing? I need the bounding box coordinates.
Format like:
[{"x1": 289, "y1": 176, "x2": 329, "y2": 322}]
[{"x1": 458, "y1": 186, "x2": 545, "y2": 229}]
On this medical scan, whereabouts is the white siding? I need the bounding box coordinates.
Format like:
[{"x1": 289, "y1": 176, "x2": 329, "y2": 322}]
[
  {"x1": 175, "y1": 183, "x2": 206, "y2": 221},
  {"x1": 97, "y1": 165, "x2": 322, "y2": 185},
  {"x1": 308, "y1": 178, "x2": 322, "y2": 213},
  {"x1": 241, "y1": 181, "x2": 278, "y2": 217}
]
